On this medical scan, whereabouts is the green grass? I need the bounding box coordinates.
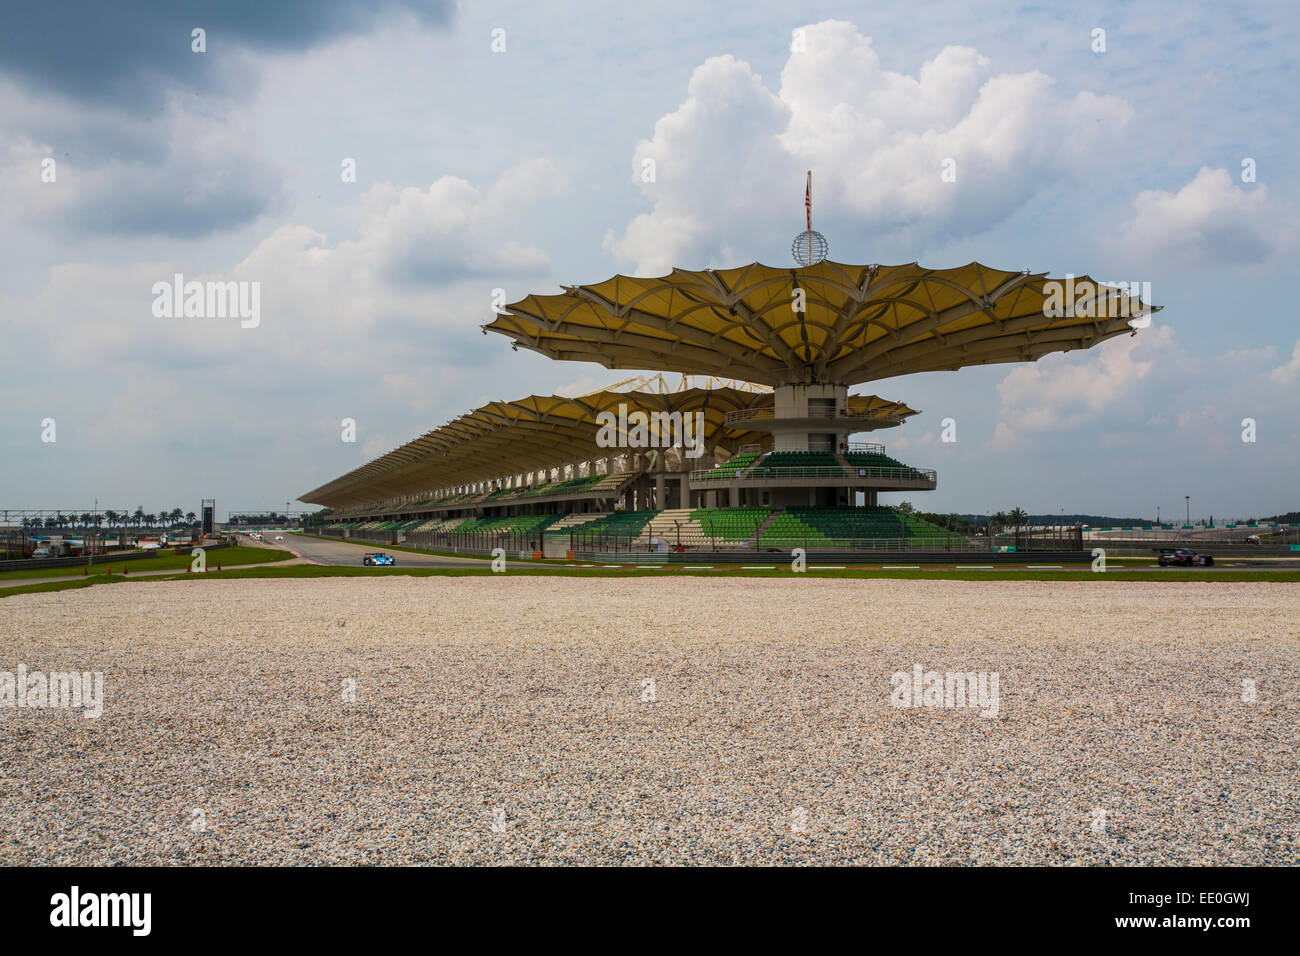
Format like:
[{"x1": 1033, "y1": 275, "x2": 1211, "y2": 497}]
[
  {"x1": 2, "y1": 561, "x2": 1297, "y2": 599},
  {"x1": 0, "y1": 545, "x2": 292, "y2": 580},
  {"x1": 0, "y1": 576, "x2": 136, "y2": 598}
]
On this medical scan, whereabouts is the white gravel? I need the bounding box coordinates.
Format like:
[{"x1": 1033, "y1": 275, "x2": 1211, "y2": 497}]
[{"x1": 2, "y1": 577, "x2": 1296, "y2": 865}]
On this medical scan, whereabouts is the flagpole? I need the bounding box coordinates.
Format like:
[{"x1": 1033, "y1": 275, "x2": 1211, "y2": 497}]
[{"x1": 805, "y1": 171, "x2": 812, "y2": 265}]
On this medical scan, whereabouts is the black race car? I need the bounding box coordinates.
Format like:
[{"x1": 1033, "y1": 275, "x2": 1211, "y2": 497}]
[{"x1": 1156, "y1": 548, "x2": 1214, "y2": 567}]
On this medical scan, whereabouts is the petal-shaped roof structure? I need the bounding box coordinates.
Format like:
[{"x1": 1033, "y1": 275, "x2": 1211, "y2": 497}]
[{"x1": 484, "y1": 261, "x2": 1157, "y2": 387}]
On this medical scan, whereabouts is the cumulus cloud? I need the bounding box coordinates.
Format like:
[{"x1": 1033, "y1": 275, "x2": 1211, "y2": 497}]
[
  {"x1": 361, "y1": 159, "x2": 564, "y2": 284},
  {"x1": 604, "y1": 20, "x2": 1132, "y2": 273},
  {"x1": 0, "y1": 157, "x2": 568, "y2": 505},
  {"x1": 988, "y1": 325, "x2": 1174, "y2": 447},
  {"x1": 1271, "y1": 340, "x2": 1300, "y2": 385},
  {"x1": 0, "y1": 95, "x2": 290, "y2": 238},
  {"x1": 1117, "y1": 167, "x2": 1290, "y2": 267},
  {"x1": 0, "y1": 0, "x2": 454, "y2": 111},
  {"x1": 987, "y1": 319, "x2": 1300, "y2": 455},
  {"x1": 0, "y1": 160, "x2": 561, "y2": 378},
  {"x1": 0, "y1": 2, "x2": 455, "y2": 239}
]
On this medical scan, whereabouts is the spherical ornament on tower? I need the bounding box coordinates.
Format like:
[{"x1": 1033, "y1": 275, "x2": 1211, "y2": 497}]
[{"x1": 792, "y1": 230, "x2": 829, "y2": 266}]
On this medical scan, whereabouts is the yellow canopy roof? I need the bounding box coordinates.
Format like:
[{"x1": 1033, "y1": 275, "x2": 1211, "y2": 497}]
[
  {"x1": 484, "y1": 260, "x2": 1158, "y2": 387},
  {"x1": 301, "y1": 387, "x2": 916, "y2": 507}
]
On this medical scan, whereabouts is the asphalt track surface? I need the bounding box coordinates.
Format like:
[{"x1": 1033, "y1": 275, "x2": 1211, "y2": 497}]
[
  {"x1": 281, "y1": 535, "x2": 1298, "y2": 571},
  {"x1": 1, "y1": 534, "x2": 1294, "y2": 587},
  {"x1": 284, "y1": 533, "x2": 487, "y2": 568}
]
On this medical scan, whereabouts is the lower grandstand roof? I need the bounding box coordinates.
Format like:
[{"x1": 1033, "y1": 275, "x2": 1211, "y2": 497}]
[{"x1": 300, "y1": 386, "x2": 916, "y2": 508}]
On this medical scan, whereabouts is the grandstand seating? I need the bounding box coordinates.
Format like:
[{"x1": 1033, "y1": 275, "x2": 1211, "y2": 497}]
[
  {"x1": 844, "y1": 451, "x2": 907, "y2": 469},
  {"x1": 750, "y1": 451, "x2": 842, "y2": 476},
  {"x1": 590, "y1": 471, "x2": 632, "y2": 492},
  {"x1": 690, "y1": 506, "x2": 769, "y2": 542},
  {"x1": 758, "y1": 506, "x2": 949, "y2": 545},
  {"x1": 325, "y1": 503, "x2": 952, "y2": 550},
  {"x1": 439, "y1": 514, "x2": 562, "y2": 537},
  {"x1": 640, "y1": 509, "x2": 704, "y2": 545},
  {"x1": 697, "y1": 453, "x2": 757, "y2": 479},
  {"x1": 544, "y1": 513, "x2": 608, "y2": 536},
  {"x1": 566, "y1": 510, "x2": 658, "y2": 540}
]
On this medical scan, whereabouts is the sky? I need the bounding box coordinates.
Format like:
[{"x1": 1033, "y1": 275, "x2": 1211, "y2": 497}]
[{"x1": 1, "y1": 0, "x2": 1296, "y2": 522}]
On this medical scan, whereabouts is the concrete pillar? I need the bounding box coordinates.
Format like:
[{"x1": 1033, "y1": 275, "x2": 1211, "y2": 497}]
[{"x1": 655, "y1": 473, "x2": 666, "y2": 510}]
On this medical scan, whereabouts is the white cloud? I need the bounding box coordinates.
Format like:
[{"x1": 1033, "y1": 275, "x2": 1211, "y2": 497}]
[
  {"x1": 0, "y1": 160, "x2": 564, "y2": 470},
  {"x1": 988, "y1": 325, "x2": 1174, "y2": 446},
  {"x1": 1270, "y1": 339, "x2": 1300, "y2": 386},
  {"x1": 1117, "y1": 166, "x2": 1290, "y2": 267},
  {"x1": 0, "y1": 84, "x2": 288, "y2": 238},
  {"x1": 604, "y1": 20, "x2": 1132, "y2": 273}
]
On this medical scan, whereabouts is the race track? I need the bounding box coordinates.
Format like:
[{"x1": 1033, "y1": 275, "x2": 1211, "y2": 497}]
[{"x1": 283, "y1": 533, "x2": 487, "y2": 568}]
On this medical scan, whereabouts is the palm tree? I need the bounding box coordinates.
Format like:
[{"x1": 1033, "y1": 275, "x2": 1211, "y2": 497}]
[
  {"x1": 1008, "y1": 507, "x2": 1028, "y2": 547},
  {"x1": 80, "y1": 513, "x2": 93, "y2": 529},
  {"x1": 170, "y1": 508, "x2": 183, "y2": 527},
  {"x1": 186, "y1": 511, "x2": 197, "y2": 527},
  {"x1": 104, "y1": 510, "x2": 118, "y2": 530},
  {"x1": 133, "y1": 507, "x2": 145, "y2": 529}
]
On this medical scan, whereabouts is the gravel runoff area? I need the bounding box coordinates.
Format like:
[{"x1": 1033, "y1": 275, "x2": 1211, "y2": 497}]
[{"x1": 2, "y1": 577, "x2": 1296, "y2": 865}]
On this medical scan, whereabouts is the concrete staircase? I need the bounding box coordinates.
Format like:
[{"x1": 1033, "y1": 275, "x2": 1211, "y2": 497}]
[
  {"x1": 546, "y1": 513, "x2": 607, "y2": 536},
  {"x1": 751, "y1": 509, "x2": 785, "y2": 547},
  {"x1": 638, "y1": 508, "x2": 704, "y2": 547}
]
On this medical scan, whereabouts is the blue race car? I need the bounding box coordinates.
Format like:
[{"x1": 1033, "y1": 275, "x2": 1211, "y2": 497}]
[{"x1": 363, "y1": 552, "x2": 395, "y2": 566}]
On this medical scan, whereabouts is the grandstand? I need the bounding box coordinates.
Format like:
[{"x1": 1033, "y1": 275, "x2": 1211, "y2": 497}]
[{"x1": 301, "y1": 258, "x2": 1155, "y2": 554}]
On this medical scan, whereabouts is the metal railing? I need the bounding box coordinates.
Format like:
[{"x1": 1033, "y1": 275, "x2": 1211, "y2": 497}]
[
  {"x1": 689, "y1": 465, "x2": 937, "y2": 485},
  {"x1": 571, "y1": 527, "x2": 1084, "y2": 554},
  {"x1": 724, "y1": 407, "x2": 888, "y2": 425}
]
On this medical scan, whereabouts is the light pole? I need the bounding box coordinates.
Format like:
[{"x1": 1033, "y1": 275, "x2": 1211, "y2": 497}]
[{"x1": 1185, "y1": 495, "x2": 1190, "y2": 528}]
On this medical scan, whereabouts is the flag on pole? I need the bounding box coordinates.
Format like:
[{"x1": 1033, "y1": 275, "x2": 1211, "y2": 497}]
[{"x1": 805, "y1": 171, "x2": 812, "y2": 230}]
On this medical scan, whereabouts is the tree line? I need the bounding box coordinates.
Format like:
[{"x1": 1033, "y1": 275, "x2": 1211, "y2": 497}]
[{"x1": 21, "y1": 508, "x2": 198, "y2": 530}]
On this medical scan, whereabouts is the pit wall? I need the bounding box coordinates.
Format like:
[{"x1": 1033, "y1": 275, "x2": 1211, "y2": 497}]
[{"x1": 573, "y1": 550, "x2": 1092, "y2": 565}]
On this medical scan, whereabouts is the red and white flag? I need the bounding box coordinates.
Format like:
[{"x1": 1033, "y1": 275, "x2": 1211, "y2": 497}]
[{"x1": 804, "y1": 171, "x2": 812, "y2": 230}]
